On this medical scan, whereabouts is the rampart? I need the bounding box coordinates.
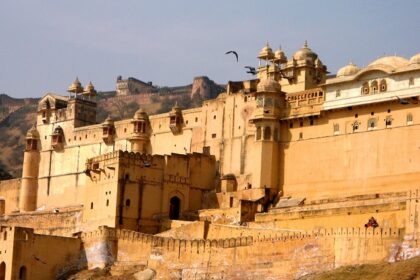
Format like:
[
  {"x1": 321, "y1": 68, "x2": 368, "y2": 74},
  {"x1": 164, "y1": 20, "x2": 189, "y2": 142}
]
[{"x1": 81, "y1": 226, "x2": 403, "y2": 279}]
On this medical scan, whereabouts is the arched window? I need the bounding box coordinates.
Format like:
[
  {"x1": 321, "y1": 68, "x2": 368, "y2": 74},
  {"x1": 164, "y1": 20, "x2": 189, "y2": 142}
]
[
  {"x1": 125, "y1": 199, "x2": 131, "y2": 207},
  {"x1": 256, "y1": 127, "x2": 262, "y2": 140},
  {"x1": 106, "y1": 199, "x2": 109, "y2": 207},
  {"x1": 19, "y1": 266, "x2": 27, "y2": 280},
  {"x1": 380, "y1": 79, "x2": 387, "y2": 92},
  {"x1": 169, "y1": 196, "x2": 181, "y2": 220},
  {"x1": 371, "y1": 80, "x2": 378, "y2": 93},
  {"x1": 90, "y1": 202, "x2": 94, "y2": 210},
  {"x1": 385, "y1": 116, "x2": 393, "y2": 127},
  {"x1": 352, "y1": 121, "x2": 360, "y2": 132},
  {"x1": 368, "y1": 118, "x2": 377, "y2": 130},
  {"x1": 3, "y1": 231, "x2": 6, "y2": 241},
  {"x1": 263, "y1": 127, "x2": 271, "y2": 140},
  {"x1": 407, "y1": 113, "x2": 413, "y2": 125},
  {"x1": 362, "y1": 82, "x2": 369, "y2": 95}
]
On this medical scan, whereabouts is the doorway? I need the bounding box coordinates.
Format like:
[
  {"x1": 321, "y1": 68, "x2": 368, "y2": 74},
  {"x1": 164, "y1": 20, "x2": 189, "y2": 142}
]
[{"x1": 169, "y1": 196, "x2": 181, "y2": 220}]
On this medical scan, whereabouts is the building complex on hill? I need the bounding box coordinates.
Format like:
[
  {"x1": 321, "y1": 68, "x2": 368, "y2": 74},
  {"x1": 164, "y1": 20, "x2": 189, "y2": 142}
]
[{"x1": 0, "y1": 42, "x2": 419, "y2": 279}]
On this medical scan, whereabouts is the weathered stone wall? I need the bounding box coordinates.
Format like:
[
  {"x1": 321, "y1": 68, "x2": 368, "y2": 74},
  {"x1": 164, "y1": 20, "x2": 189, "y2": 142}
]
[
  {"x1": 0, "y1": 179, "x2": 20, "y2": 214},
  {"x1": 0, "y1": 207, "x2": 82, "y2": 236},
  {"x1": 81, "y1": 226, "x2": 403, "y2": 279}
]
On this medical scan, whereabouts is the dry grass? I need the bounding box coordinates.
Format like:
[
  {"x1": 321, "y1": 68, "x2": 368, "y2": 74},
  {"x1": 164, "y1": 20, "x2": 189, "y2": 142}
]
[{"x1": 298, "y1": 257, "x2": 420, "y2": 280}]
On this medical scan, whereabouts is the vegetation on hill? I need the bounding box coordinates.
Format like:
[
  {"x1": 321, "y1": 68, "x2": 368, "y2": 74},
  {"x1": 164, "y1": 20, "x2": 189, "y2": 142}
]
[
  {"x1": 297, "y1": 256, "x2": 420, "y2": 280},
  {"x1": 0, "y1": 76, "x2": 225, "y2": 177}
]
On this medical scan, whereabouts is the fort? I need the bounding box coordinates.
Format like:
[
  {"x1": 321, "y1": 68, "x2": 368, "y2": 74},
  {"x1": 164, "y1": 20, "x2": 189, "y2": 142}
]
[{"x1": 0, "y1": 42, "x2": 419, "y2": 279}]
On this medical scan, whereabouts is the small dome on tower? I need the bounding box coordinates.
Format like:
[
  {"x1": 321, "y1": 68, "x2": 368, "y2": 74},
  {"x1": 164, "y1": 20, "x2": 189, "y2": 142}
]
[
  {"x1": 409, "y1": 53, "x2": 420, "y2": 65},
  {"x1": 274, "y1": 47, "x2": 287, "y2": 63},
  {"x1": 26, "y1": 125, "x2": 40, "y2": 139},
  {"x1": 133, "y1": 108, "x2": 148, "y2": 120},
  {"x1": 67, "y1": 77, "x2": 83, "y2": 93},
  {"x1": 293, "y1": 40, "x2": 318, "y2": 61},
  {"x1": 337, "y1": 62, "x2": 360, "y2": 77},
  {"x1": 83, "y1": 81, "x2": 97, "y2": 96},
  {"x1": 257, "y1": 77, "x2": 281, "y2": 93},
  {"x1": 258, "y1": 43, "x2": 274, "y2": 60}
]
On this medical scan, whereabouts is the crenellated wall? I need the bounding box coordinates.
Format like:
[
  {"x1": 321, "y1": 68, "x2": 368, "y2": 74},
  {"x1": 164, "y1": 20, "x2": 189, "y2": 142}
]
[{"x1": 80, "y1": 226, "x2": 404, "y2": 279}]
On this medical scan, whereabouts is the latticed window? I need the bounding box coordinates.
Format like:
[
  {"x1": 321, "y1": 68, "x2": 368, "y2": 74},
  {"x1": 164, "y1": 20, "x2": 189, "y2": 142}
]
[
  {"x1": 385, "y1": 116, "x2": 393, "y2": 127},
  {"x1": 333, "y1": 123, "x2": 339, "y2": 134},
  {"x1": 407, "y1": 113, "x2": 413, "y2": 125},
  {"x1": 352, "y1": 121, "x2": 360, "y2": 132},
  {"x1": 371, "y1": 80, "x2": 378, "y2": 93},
  {"x1": 368, "y1": 118, "x2": 377, "y2": 130}
]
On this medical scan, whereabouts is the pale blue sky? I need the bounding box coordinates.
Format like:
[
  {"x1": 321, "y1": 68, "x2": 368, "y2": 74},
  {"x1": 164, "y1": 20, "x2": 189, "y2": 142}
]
[{"x1": 1, "y1": 0, "x2": 419, "y2": 98}]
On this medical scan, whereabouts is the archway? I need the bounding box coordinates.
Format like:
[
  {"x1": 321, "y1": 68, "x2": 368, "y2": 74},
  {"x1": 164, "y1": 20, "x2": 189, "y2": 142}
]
[
  {"x1": 169, "y1": 196, "x2": 181, "y2": 220},
  {"x1": 0, "y1": 262, "x2": 5, "y2": 280},
  {"x1": 19, "y1": 266, "x2": 26, "y2": 280}
]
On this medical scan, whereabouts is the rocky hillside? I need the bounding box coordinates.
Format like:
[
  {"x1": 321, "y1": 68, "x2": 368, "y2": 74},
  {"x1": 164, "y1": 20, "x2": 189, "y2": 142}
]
[{"x1": 0, "y1": 76, "x2": 225, "y2": 178}]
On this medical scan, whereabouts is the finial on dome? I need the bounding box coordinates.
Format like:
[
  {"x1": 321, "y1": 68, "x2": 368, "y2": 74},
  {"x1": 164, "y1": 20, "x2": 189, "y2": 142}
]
[{"x1": 304, "y1": 40, "x2": 308, "y2": 48}]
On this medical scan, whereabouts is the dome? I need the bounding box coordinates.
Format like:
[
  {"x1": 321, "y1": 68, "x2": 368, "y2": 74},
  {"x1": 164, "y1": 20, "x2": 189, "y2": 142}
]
[
  {"x1": 133, "y1": 108, "x2": 148, "y2": 120},
  {"x1": 368, "y1": 56, "x2": 408, "y2": 68},
  {"x1": 274, "y1": 47, "x2": 287, "y2": 63},
  {"x1": 67, "y1": 77, "x2": 83, "y2": 93},
  {"x1": 293, "y1": 40, "x2": 318, "y2": 61},
  {"x1": 257, "y1": 77, "x2": 281, "y2": 93},
  {"x1": 337, "y1": 62, "x2": 360, "y2": 77},
  {"x1": 409, "y1": 53, "x2": 420, "y2": 65},
  {"x1": 26, "y1": 126, "x2": 39, "y2": 139},
  {"x1": 83, "y1": 81, "x2": 97, "y2": 96},
  {"x1": 258, "y1": 43, "x2": 274, "y2": 60}
]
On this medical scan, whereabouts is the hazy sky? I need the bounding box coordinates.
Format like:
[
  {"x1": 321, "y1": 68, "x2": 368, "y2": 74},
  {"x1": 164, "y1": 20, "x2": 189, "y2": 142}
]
[{"x1": 1, "y1": 0, "x2": 419, "y2": 98}]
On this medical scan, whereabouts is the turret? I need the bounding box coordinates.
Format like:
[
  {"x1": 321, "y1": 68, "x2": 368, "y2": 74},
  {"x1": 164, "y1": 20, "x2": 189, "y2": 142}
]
[
  {"x1": 102, "y1": 116, "x2": 115, "y2": 144},
  {"x1": 169, "y1": 103, "x2": 184, "y2": 134},
  {"x1": 129, "y1": 108, "x2": 151, "y2": 153},
  {"x1": 249, "y1": 76, "x2": 284, "y2": 199},
  {"x1": 19, "y1": 126, "x2": 40, "y2": 212}
]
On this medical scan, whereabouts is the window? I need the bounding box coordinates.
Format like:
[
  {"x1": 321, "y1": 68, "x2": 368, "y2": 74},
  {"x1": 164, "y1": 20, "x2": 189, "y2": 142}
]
[
  {"x1": 256, "y1": 127, "x2": 261, "y2": 140},
  {"x1": 19, "y1": 266, "x2": 27, "y2": 280},
  {"x1": 211, "y1": 133, "x2": 216, "y2": 138},
  {"x1": 289, "y1": 122, "x2": 293, "y2": 128},
  {"x1": 409, "y1": 77, "x2": 414, "y2": 86},
  {"x1": 263, "y1": 127, "x2": 271, "y2": 140},
  {"x1": 407, "y1": 113, "x2": 413, "y2": 125},
  {"x1": 229, "y1": 197, "x2": 234, "y2": 207},
  {"x1": 195, "y1": 117, "x2": 198, "y2": 122},
  {"x1": 380, "y1": 79, "x2": 387, "y2": 92},
  {"x1": 106, "y1": 199, "x2": 109, "y2": 207},
  {"x1": 385, "y1": 116, "x2": 393, "y2": 127},
  {"x1": 370, "y1": 80, "x2": 378, "y2": 93},
  {"x1": 300, "y1": 121, "x2": 303, "y2": 127},
  {"x1": 362, "y1": 82, "x2": 369, "y2": 95},
  {"x1": 125, "y1": 199, "x2": 131, "y2": 207},
  {"x1": 352, "y1": 121, "x2": 359, "y2": 132},
  {"x1": 368, "y1": 118, "x2": 377, "y2": 130},
  {"x1": 90, "y1": 202, "x2": 93, "y2": 209},
  {"x1": 336, "y1": 90, "x2": 341, "y2": 98},
  {"x1": 333, "y1": 123, "x2": 339, "y2": 135},
  {"x1": 299, "y1": 132, "x2": 303, "y2": 140},
  {"x1": 310, "y1": 119, "x2": 314, "y2": 125},
  {"x1": 213, "y1": 115, "x2": 216, "y2": 120},
  {"x1": 273, "y1": 128, "x2": 279, "y2": 141}
]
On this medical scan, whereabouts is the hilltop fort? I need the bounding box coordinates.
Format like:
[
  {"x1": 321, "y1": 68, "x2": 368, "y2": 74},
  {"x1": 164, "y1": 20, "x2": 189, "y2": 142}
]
[{"x1": 0, "y1": 42, "x2": 419, "y2": 279}]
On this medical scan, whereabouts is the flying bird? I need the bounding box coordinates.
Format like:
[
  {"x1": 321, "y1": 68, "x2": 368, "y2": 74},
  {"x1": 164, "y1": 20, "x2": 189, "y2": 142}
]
[
  {"x1": 245, "y1": 66, "x2": 257, "y2": 75},
  {"x1": 225, "y1": 51, "x2": 238, "y2": 62}
]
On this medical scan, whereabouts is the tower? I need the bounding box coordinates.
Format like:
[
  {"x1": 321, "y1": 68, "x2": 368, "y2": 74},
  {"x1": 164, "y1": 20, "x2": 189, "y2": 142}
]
[
  {"x1": 19, "y1": 126, "x2": 40, "y2": 212},
  {"x1": 129, "y1": 108, "x2": 151, "y2": 153},
  {"x1": 249, "y1": 76, "x2": 285, "y2": 198}
]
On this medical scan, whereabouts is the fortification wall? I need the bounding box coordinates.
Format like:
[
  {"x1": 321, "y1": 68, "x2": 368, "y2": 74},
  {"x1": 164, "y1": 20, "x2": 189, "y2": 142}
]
[
  {"x1": 81, "y1": 226, "x2": 404, "y2": 279},
  {"x1": 0, "y1": 207, "x2": 82, "y2": 236},
  {"x1": 0, "y1": 179, "x2": 20, "y2": 214}
]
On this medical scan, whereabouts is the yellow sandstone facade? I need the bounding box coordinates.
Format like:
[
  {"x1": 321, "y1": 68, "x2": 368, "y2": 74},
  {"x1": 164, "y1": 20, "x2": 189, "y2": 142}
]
[{"x1": 0, "y1": 42, "x2": 419, "y2": 279}]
